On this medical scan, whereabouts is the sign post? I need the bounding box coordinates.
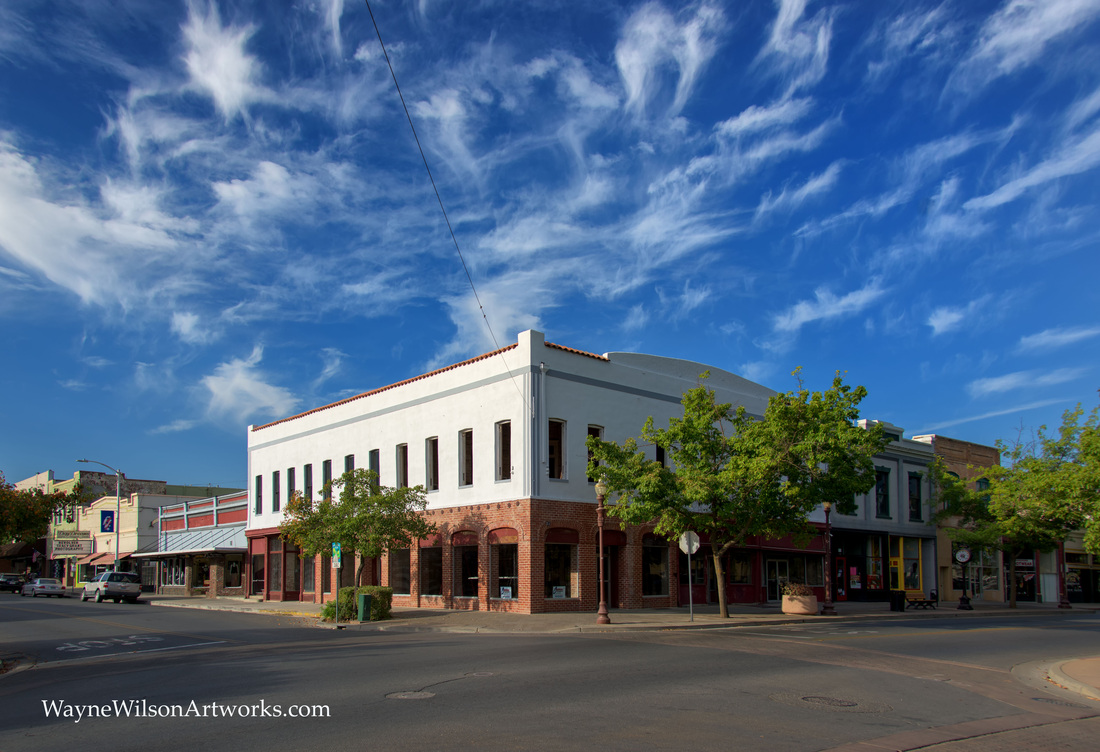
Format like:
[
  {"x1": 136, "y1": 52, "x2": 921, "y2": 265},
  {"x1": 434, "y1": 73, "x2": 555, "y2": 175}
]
[
  {"x1": 332, "y1": 542, "x2": 342, "y2": 570},
  {"x1": 679, "y1": 532, "x2": 700, "y2": 622}
]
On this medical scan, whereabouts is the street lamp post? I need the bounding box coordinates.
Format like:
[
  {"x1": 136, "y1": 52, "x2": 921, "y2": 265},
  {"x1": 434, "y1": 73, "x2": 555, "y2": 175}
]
[
  {"x1": 821, "y1": 501, "x2": 836, "y2": 616},
  {"x1": 1057, "y1": 542, "x2": 1072, "y2": 609},
  {"x1": 77, "y1": 459, "x2": 122, "y2": 571},
  {"x1": 594, "y1": 478, "x2": 611, "y2": 625}
]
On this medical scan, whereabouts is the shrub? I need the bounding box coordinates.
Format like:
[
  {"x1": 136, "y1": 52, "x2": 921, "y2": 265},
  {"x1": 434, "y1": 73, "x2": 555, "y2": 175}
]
[
  {"x1": 333, "y1": 586, "x2": 394, "y2": 622},
  {"x1": 781, "y1": 582, "x2": 815, "y2": 597}
]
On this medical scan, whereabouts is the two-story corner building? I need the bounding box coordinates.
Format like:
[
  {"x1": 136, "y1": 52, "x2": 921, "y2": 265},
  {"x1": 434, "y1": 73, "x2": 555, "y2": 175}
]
[
  {"x1": 247, "y1": 329, "x2": 790, "y2": 613},
  {"x1": 911, "y1": 434, "x2": 1002, "y2": 604},
  {"x1": 822, "y1": 422, "x2": 938, "y2": 604}
]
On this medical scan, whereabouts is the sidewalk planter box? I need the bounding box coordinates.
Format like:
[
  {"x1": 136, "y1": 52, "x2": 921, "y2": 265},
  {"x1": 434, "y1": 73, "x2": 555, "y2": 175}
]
[{"x1": 781, "y1": 595, "x2": 818, "y2": 615}]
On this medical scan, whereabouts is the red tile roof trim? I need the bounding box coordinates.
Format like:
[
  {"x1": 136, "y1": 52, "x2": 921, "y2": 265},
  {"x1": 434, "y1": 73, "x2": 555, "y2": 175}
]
[
  {"x1": 252, "y1": 343, "x2": 518, "y2": 432},
  {"x1": 545, "y1": 341, "x2": 608, "y2": 361}
]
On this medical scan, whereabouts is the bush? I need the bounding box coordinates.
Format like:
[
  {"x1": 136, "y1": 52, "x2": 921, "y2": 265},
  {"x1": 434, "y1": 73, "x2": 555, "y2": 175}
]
[{"x1": 331, "y1": 586, "x2": 393, "y2": 622}]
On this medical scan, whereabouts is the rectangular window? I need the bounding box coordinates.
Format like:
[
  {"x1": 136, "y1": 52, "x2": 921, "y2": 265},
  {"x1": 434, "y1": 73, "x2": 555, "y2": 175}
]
[
  {"x1": 389, "y1": 549, "x2": 411, "y2": 595},
  {"x1": 548, "y1": 420, "x2": 565, "y2": 480},
  {"x1": 875, "y1": 469, "x2": 890, "y2": 518},
  {"x1": 544, "y1": 543, "x2": 577, "y2": 597},
  {"x1": 587, "y1": 425, "x2": 602, "y2": 482},
  {"x1": 728, "y1": 553, "x2": 751, "y2": 585},
  {"x1": 908, "y1": 473, "x2": 922, "y2": 521},
  {"x1": 284, "y1": 542, "x2": 299, "y2": 592},
  {"x1": 272, "y1": 471, "x2": 281, "y2": 513},
  {"x1": 396, "y1": 444, "x2": 409, "y2": 488},
  {"x1": 454, "y1": 545, "x2": 479, "y2": 597},
  {"x1": 496, "y1": 421, "x2": 511, "y2": 480},
  {"x1": 369, "y1": 449, "x2": 380, "y2": 490},
  {"x1": 642, "y1": 537, "x2": 669, "y2": 596},
  {"x1": 344, "y1": 454, "x2": 355, "y2": 474},
  {"x1": 421, "y1": 547, "x2": 443, "y2": 595},
  {"x1": 254, "y1": 475, "x2": 262, "y2": 515},
  {"x1": 493, "y1": 543, "x2": 518, "y2": 599},
  {"x1": 287, "y1": 467, "x2": 295, "y2": 504},
  {"x1": 322, "y1": 460, "x2": 333, "y2": 500},
  {"x1": 656, "y1": 445, "x2": 665, "y2": 467},
  {"x1": 426, "y1": 437, "x2": 439, "y2": 491},
  {"x1": 301, "y1": 556, "x2": 315, "y2": 592},
  {"x1": 321, "y1": 556, "x2": 331, "y2": 594},
  {"x1": 459, "y1": 429, "x2": 474, "y2": 486},
  {"x1": 269, "y1": 538, "x2": 282, "y2": 592},
  {"x1": 304, "y1": 464, "x2": 313, "y2": 501},
  {"x1": 903, "y1": 538, "x2": 921, "y2": 590}
]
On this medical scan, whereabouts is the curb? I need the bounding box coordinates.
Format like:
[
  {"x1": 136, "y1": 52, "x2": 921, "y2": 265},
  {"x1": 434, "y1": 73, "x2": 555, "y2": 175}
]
[
  {"x1": 1047, "y1": 659, "x2": 1100, "y2": 702},
  {"x1": 148, "y1": 600, "x2": 319, "y2": 619}
]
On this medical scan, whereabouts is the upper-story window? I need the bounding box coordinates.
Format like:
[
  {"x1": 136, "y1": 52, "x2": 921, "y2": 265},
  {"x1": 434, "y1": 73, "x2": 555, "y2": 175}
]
[
  {"x1": 272, "y1": 470, "x2": 281, "y2": 513},
  {"x1": 322, "y1": 460, "x2": 333, "y2": 500},
  {"x1": 344, "y1": 454, "x2": 355, "y2": 474},
  {"x1": 368, "y1": 449, "x2": 380, "y2": 489},
  {"x1": 908, "y1": 473, "x2": 923, "y2": 521},
  {"x1": 396, "y1": 444, "x2": 409, "y2": 489},
  {"x1": 587, "y1": 425, "x2": 603, "y2": 482},
  {"x1": 426, "y1": 437, "x2": 439, "y2": 491},
  {"x1": 287, "y1": 467, "x2": 296, "y2": 505},
  {"x1": 496, "y1": 421, "x2": 512, "y2": 481},
  {"x1": 254, "y1": 475, "x2": 262, "y2": 515},
  {"x1": 548, "y1": 420, "x2": 565, "y2": 480},
  {"x1": 656, "y1": 445, "x2": 665, "y2": 467},
  {"x1": 459, "y1": 429, "x2": 474, "y2": 487},
  {"x1": 304, "y1": 464, "x2": 313, "y2": 501},
  {"x1": 875, "y1": 469, "x2": 890, "y2": 518}
]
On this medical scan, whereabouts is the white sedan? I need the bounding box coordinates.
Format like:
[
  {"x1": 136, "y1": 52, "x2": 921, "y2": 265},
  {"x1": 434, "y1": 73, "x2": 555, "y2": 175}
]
[{"x1": 20, "y1": 578, "x2": 67, "y2": 597}]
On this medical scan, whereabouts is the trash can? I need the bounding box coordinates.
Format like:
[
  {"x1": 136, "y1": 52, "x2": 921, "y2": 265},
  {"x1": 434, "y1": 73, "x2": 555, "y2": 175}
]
[
  {"x1": 357, "y1": 593, "x2": 372, "y2": 622},
  {"x1": 889, "y1": 590, "x2": 906, "y2": 612}
]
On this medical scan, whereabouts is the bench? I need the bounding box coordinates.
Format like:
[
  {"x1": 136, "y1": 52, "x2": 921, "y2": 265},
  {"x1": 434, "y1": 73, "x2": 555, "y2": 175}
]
[{"x1": 905, "y1": 590, "x2": 938, "y2": 610}]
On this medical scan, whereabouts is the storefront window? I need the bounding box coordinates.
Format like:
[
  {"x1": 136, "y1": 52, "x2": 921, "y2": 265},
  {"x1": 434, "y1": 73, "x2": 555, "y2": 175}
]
[
  {"x1": 642, "y1": 535, "x2": 669, "y2": 595},
  {"x1": 390, "y1": 549, "x2": 410, "y2": 594},
  {"x1": 301, "y1": 556, "x2": 314, "y2": 592},
  {"x1": 269, "y1": 540, "x2": 282, "y2": 592},
  {"x1": 903, "y1": 538, "x2": 921, "y2": 590},
  {"x1": 493, "y1": 544, "x2": 518, "y2": 599},
  {"x1": 545, "y1": 543, "x2": 577, "y2": 598},
  {"x1": 226, "y1": 557, "x2": 242, "y2": 588},
  {"x1": 421, "y1": 547, "x2": 443, "y2": 595},
  {"x1": 867, "y1": 538, "x2": 884, "y2": 590}
]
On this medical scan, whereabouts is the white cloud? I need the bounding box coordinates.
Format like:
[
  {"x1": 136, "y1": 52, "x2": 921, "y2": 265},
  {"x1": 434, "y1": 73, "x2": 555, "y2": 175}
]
[
  {"x1": 957, "y1": 0, "x2": 1100, "y2": 88},
  {"x1": 201, "y1": 345, "x2": 300, "y2": 424},
  {"x1": 965, "y1": 125, "x2": 1100, "y2": 211},
  {"x1": 171, "y1": 311, "x2": 214, "y2": 345},
  {"x1": 914, "y1": 398, "x2": 1069, "y2": 434},
  {"x1": 615, "y1": 2, "x2": 725, "y2": 119},
  {"x1": 182, "y1": 0, "x2": 268, "y2": 121},
  {"x1": 1016, "y1": 326, "x2": 1100, "y2": 352},
  {"x1": 926, "y1": 295, "x2": 991, "y2": 336},
  {"x1": 312, "y1": 347, "x2": 346, "y2": 390},
  {"x1": 773, "y1": 279, "x2": 888, "y2": 334},
  {"x1": 967, "y1": 367, "x2": 1087, "y2": 398},
  {"x1": 716, "y1": 97, "x2": 813, "y2": 139},
  {"x1": 760, "y1": 0, "x2": 833, "y2": 95},
  {"x1": 622, "y1": 304, "x2": 649, "y2": 332},
  {"x1": 755, "y1": 160, "x2": 842, "y2": 219}
]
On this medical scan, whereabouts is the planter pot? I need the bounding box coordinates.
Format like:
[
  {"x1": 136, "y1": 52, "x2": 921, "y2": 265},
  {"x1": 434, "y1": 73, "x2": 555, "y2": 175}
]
[{"x1": 781, "y1": 594, "x2": 818, "y2": 615}]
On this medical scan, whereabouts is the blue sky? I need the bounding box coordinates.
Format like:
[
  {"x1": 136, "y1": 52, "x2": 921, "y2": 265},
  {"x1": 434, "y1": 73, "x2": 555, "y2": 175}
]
[{"x1": 1, "y1": 0, "x2": 1098, "y2": 489}]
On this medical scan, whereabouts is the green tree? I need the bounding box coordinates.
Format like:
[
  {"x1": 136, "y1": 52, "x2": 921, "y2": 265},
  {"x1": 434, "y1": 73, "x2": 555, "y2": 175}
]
[
  {"x1": 279, "y1": 468, "x2": 436, "y2": 585},
  {"x1": 586, "y1": 371, "x2": 888, "y2": 618},
  {"x1": 935, "y1": 403, "x2": 1099, "y2": 607},
  {"x1": 0, "y1": 472, "x2": 84, "y2": 544}
]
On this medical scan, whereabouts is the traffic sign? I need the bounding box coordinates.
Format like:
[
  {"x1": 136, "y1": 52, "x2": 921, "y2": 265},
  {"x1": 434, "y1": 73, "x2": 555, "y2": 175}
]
[
  {"x1": 332, "y1": 542, "x2": 341, "y2": 568},
  {"x1": 679, "y1": 531, "x2": 700, "y2": 555}
]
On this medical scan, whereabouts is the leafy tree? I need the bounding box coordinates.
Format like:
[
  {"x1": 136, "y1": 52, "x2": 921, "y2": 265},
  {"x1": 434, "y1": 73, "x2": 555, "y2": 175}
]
[
  {"x1": 0, "y1": 472, "x2": 84, "y2": 545},
  {"x1": 586, "y1": 371, "x2": 888, "y2": 618},
  {"x1": 279, "y1": 468, "x2": 436, "y2": 585},
  {"x1": 935, "y1": 403, "x2": 1099, "y2": 607}
]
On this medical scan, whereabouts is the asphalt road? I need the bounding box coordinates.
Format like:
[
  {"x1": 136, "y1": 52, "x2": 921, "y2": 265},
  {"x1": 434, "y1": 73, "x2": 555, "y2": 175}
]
[{"x1": 2, "y1": 595, "x2": 1099, "y2": 751}]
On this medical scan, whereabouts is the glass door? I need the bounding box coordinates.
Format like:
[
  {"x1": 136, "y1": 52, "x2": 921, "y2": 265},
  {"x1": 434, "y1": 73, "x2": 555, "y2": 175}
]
[{"x1": 766, "y1": 560, "x2": 789, "y2": 601}]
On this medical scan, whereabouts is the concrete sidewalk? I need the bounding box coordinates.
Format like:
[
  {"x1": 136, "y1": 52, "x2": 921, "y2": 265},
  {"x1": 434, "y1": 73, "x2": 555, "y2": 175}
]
[{"x1": 143, "y1": 593, "x2": 1100, "y2": 703}]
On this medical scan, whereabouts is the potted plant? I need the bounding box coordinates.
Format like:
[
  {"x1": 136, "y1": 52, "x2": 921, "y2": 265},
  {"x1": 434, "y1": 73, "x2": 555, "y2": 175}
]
[{"x1": 781, "y1": 582, "x2": 818, "y2": 615}]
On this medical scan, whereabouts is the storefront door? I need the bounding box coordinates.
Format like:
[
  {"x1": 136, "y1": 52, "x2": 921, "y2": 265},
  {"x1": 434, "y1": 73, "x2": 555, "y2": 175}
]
[
  {"x1": 766, "y1": 560, "x2": 789, "y2": 601},
  {"x1": 835, "y1": 556, "x2": 848, "y2": 601}
]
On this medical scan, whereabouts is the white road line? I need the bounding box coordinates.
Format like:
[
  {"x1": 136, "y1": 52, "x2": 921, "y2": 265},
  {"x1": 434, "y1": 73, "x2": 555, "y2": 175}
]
[{"x1": 49, "y1": 641, "x2": 227, "y2": 663}]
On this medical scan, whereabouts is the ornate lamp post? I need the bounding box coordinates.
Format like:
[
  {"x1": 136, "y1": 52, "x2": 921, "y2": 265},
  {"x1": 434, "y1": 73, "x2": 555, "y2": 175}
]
[
  {"x1": 594, "y1": 477, "x2": 611, "y2": 625},
  {"x1": 821, "y1": 501, "x2": 836, "y2": 616},
  {"x1": 78, "y1": 459, "x2": 122, "y2": 571}
]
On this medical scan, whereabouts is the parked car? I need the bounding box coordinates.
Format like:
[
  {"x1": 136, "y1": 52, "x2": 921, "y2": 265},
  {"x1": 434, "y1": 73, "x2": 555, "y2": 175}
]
[
  {"x1": 0, "y1": 573, "x2": 27, "y2": 593},
  {"x1": 81, "y1": 571, "x2": 142, "y2": 603},
  {"x1": 20, "y1": 578, "x2": 66, "y2": 597}
]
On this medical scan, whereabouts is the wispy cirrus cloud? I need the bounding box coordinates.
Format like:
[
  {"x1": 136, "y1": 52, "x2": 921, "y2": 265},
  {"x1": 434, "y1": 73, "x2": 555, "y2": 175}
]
[
  {"x1": 927, "y1": 294, "x2": 991, "y2": 336},
  {"x1": 1016, "y1": 325, "x2": 1100, "y2": 352},
  {"x1": 759, "y1": 0, "x2": 833, "y2": 96},
  {"x1": 201, "y1": 345, "x2": 300, "y2": 424},
  {"x1": 914, "y1": 398, "x2": 1069, "y2": 434},
  {"x1": 967, "y1": 367, "x2": 1087, "y2": 398},
  {"x1": 182, "y1": 0, "x2": 270, "y2": 121},
  {"x1": 755, "y1": 160, "x2": 842, "y2": 220},
  {"x1": 773, "y1": 278, "x2": 888, "y2": 335}
]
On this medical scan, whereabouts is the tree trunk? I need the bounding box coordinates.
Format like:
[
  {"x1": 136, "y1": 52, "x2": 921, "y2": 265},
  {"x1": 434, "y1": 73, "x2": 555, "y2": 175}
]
[
  {"x1": 355, "y1": 554, "x2": 365, "y2": 587},
  {"x1": 1008, "y1": 551, "x2": 1017, "y2": 609},
  {"x1": 712, "y1": 549, "x2": 728, "y2": 618}
]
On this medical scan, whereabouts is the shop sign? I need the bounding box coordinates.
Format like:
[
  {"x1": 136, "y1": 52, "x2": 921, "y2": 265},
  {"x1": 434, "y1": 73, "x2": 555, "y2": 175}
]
[
  {"x1": 1015, "y1": 559, "x2": 1035, "y2": 568},
  {"x1": 55, "y1": 530, "x2": 91, "y2": 540},
  {"x1": 51, "y1": 538, "x2": 92, "y2": 558}
]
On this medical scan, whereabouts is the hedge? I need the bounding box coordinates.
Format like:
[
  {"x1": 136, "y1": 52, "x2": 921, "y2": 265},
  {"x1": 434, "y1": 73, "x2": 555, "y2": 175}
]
[{"x1": 328, "y1": 585, "x2": 393, "y2": 622}]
